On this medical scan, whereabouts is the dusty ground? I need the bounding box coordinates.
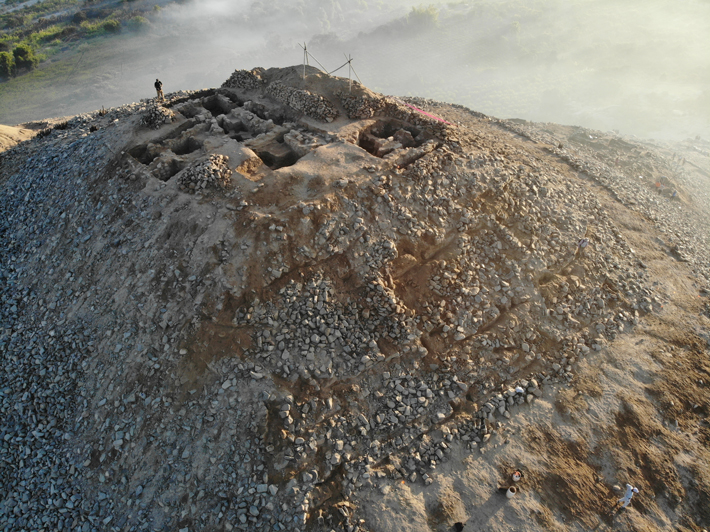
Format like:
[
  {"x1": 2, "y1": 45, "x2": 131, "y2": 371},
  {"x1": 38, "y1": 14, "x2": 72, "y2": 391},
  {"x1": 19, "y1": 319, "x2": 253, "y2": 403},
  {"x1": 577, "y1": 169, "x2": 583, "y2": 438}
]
[
  {"x1": 1, "y1": 68, "x2": 709, "y2": 532},
  {"x1": 0, "y1": 116, "x2": 79, "y2": 151},
  {"x1": 353, "y1": 105, "x2": 710, "y2": 532},
  {"x1": 358, "y1": 225, "x2": 710, "y2": 532},
  {"x1": 0, "y1": 124, "x2": 34, "y2": 151}
]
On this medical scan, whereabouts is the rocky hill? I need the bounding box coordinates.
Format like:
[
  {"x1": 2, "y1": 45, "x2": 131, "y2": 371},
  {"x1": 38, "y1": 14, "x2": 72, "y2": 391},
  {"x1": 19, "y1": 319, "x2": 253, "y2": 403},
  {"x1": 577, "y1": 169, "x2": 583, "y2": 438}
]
[{"x1": 1, "y1": 65, "x2": 709, "y2": 532}]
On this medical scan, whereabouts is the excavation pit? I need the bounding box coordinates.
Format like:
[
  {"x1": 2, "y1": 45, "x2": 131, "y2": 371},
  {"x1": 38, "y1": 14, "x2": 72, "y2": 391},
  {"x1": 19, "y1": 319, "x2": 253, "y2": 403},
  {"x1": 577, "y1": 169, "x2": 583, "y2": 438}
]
[
  {"x1": 152, "y1": 155, "x2": 184, "y2": 182},
  {"x1": 168, "y1": 136, "x2": 203, "y2": 156},
  {"x1": 358, "y1": 119, "x2": 427, "y2": 158},
  {"x1": 202, "y1": 94, "x2": 236, "y2": 118},
  {"x1": 243, "y1": 101, "x2": 288, "y2": 126},
  {"x1": 253, "y1": 143, "x2": 300, "y2": 170},
  {"x1": 128, "y1": 144, "x2": 155, "y2": 165}
]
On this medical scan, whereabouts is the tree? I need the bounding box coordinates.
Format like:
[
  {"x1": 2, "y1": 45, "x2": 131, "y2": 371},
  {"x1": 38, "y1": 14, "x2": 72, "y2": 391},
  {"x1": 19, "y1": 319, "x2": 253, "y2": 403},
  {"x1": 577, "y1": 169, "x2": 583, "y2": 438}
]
[
  {"x1": 13, "y1": 43, "x2": 38, "y2": 72},
  {"x1": 0, "y1": 51, "x2": 15, "y2": 78}
]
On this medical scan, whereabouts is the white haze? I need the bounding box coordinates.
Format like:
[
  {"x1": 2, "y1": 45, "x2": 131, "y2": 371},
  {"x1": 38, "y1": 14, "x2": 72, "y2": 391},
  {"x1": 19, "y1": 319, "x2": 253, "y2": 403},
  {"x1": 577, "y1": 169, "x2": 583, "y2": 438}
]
[{"x1": 14, "y1": 0, "x2": 710, "y2": 140}]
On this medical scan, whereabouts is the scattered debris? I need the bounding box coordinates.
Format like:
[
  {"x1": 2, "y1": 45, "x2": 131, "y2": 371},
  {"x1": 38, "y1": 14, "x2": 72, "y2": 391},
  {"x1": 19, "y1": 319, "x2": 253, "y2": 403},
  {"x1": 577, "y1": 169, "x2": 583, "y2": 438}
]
[{"x1": 1, "y1": 65, "x2": 709, "y2": 532}]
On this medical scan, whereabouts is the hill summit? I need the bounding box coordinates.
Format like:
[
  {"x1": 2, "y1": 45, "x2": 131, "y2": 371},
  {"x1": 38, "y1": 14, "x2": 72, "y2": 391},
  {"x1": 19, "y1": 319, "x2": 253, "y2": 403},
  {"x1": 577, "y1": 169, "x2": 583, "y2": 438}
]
[{"x1": 1, "y1": 66, "x2": 709, "y2": 532}]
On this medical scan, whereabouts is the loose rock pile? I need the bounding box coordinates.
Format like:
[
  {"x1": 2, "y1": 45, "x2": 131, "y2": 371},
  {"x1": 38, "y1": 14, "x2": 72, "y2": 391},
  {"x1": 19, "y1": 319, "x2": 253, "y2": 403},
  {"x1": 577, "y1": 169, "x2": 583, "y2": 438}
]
[
  {"x1": 338, "y1": 91, "x2": 386, "y2": 119},
  {"x1": 1, "y1": 66, "x2": 709, "y2": 532},
  {"x1": 266, "y1": 81, "x2": 339, "y2": 123},
  {"x1": 222, "y1": 67, "x2": 340, "y2": 123},
  {"x1": 221, "y1": 67, "x2": 266, "y2": 91},
  {"x1": 177, "y1": 154, "x2": 232, "y2": 193},
  {"x1": 140, "y1": 103, "x2": 175, "y2": 129},
  {"x1": 498, "y1": 117, "x2": 710, "y2": 286},
  {"x1": 0, "y1": 117, "x2": 118, "y2": 531}
]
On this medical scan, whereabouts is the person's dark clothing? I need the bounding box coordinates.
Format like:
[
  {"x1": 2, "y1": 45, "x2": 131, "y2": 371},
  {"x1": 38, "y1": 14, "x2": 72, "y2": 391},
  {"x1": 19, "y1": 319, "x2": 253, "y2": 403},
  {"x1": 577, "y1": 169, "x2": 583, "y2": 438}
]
[{"x1": 155, "y1": 79, "x2": 164, "y2": 100}]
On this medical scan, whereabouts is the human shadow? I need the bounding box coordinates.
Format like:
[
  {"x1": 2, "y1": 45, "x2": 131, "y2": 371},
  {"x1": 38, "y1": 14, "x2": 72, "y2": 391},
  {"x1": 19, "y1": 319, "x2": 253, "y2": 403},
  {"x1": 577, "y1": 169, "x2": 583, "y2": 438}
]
[
  {"x1": 609, "y1": 503, "x2": 627, "y2": 520},
  {"x1": 457, "y1": 488, "x2": 511, "y2": 530}
]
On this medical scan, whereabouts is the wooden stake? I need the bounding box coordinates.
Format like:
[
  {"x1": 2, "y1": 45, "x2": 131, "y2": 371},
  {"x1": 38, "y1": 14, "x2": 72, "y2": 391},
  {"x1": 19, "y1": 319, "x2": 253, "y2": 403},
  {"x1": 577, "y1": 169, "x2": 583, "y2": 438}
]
[{"x1": 345, "y1": 53, "x2": 352, "y2": 92}]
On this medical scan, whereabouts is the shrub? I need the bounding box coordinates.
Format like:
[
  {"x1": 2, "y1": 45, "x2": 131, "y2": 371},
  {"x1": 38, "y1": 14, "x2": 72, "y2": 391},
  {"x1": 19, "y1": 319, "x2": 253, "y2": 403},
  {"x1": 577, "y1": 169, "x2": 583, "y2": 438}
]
[
  {"x1": 72, "y1": 11, "x2": 87, "y2": 24},
  {"x1": 13, "y1": 43, "x2": 39, "y2": 72},
  {"x1": 32, "y1": 25, "x2": 66, "y2": 43},
  {"x1": 59, "y1": 25, "x2": 78, "y2": 40},
  {"x1": 79, "y1": 20, "x2": 101, "y2": 33},
  {"x1": 102, "y1": 19, "x2": 121, "y2": 33},
  {"x1": 1, "y1": 14, "x2": 25, "y2": 30},
  {"x1": 406, "y1": 5, "x2": 439, "y2": 29},
  {"x1": 0, "y1": 51, "x2": 15, "y2": 78},
  {"x1": 127, "y1": 16, "x2": 148, "y2": 31}
]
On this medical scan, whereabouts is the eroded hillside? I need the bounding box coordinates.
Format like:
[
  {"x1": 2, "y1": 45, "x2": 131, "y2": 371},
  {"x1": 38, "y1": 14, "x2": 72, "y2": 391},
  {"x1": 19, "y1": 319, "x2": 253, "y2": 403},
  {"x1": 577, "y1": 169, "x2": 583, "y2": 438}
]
[{"x1": 1, "y1": 66, "x2": 709, "y2": 532}]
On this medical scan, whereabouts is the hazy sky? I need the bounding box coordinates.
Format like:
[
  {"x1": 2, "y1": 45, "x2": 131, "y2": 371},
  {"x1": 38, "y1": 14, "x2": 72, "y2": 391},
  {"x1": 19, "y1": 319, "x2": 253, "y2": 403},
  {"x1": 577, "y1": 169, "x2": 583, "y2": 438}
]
[{"x1": 5, "y1": 0, "x2": 710, "y2": 140}]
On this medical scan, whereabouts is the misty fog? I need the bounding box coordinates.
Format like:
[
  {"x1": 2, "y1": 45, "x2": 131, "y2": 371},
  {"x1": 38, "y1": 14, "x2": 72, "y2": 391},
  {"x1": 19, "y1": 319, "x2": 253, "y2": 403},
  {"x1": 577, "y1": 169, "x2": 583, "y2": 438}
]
[{"x1": 4, "y1": 0, "x2": 710, "y2": 141}]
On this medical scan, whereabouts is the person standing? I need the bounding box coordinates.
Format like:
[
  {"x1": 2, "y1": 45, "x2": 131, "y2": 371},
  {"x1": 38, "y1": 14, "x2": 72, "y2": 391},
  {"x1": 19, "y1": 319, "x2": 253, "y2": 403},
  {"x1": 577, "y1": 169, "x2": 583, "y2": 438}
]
[{"x1": 154, "y1": 78, "x2": 164, "y2": 100}]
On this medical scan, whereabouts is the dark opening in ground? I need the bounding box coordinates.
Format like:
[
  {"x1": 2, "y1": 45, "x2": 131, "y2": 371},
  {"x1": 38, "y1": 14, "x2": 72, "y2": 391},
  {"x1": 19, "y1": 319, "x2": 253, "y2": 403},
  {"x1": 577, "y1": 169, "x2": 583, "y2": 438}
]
[
  {"x1": 253, "y1": 145, "x2": 300, "y2": 170},
  {"x1": 358, "y1": 119, "x2": 427, "y2": 157},
  {"x1": 230, "y1": 131, "x2": 254, "y2": 142},
  {"x1": 128, "y1": 123, "x2": 201, "y2": 165},
  {"x1": 202, "y1": 94, "x2": 235, "y2": 118},
  {"x1": 243, "y1": 101, "x2": 288, "y2": 126},
  {"x1": 174, "y1": 103, "x2": 203, "y2": 119},
  {"x1": 128, "y1": 144, "x2": 156, "y2": 165},
  {"x1": 222, "y1": 92, "x2": 244, "y2": 107},
  {"x1": 169, "y1": 136, "x2": 203, "y2": 156},
  {"x1": 155, "y1": 158, "x2": 184, "y2": 182},
  {"x1": 166, "y1": 89, "x2": 216, "y2": 109}
]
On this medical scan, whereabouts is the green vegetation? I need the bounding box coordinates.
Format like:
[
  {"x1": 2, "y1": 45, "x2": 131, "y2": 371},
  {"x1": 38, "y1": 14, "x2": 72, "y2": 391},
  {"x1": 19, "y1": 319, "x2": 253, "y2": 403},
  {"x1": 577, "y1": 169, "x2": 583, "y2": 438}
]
[
  {"x1": 0, "y1": 32, "x2": 126, "y2": 123},
  {"x1": 126, "y1": 15, "x2": 149, "y2": 31},
  {"x1": 1, "y1": 0, "x2": 78, "y2": 29},
  {"x1": 407, "y1": 5, "x2": 439, "y2": 29},
  {"x1": 101, "y1": 19, "x2": 121, "y2": 33},
  {"x1": 0, "y1": 50, "x2": 14, "y2": 78},
  {"x1": 0, "y1": 0, "x2": 163, "y2": 80},
  {"x1": 12, "y1": 42, "x2": 39, "y2": 71}
]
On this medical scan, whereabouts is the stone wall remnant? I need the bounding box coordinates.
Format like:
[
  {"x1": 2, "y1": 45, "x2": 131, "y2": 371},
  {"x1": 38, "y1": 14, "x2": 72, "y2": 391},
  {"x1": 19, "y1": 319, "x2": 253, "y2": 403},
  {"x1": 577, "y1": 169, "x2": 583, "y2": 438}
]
[{"x1": 266, "y1": 81, "x2": 339, "y2": 123}]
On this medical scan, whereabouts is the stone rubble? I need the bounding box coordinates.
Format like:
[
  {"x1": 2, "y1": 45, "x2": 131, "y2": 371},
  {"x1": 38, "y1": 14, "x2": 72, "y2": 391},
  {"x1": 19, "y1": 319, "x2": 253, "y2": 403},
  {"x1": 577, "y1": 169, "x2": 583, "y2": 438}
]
[
  {"x1": 140, "y1": 103, "x2": 176, "y2": 130},
  {"x1": 178, "y1": 155, "x2": 233, "y2": 193},
  {"x1": 222, "y1": 67, "x2": 339, "y2": 123},
  {"x1": 266, "y1": 81, "x2": 339, "y2": 123},
  {"x1": 222, "y1": 68, "x2": 266, "y2": 92},
  {"x1": 338, "y1": 91, "x2": 385, "y2": 119},
  {"x1": 1, "y1": 66, "x2": 709, "y2": 532}
]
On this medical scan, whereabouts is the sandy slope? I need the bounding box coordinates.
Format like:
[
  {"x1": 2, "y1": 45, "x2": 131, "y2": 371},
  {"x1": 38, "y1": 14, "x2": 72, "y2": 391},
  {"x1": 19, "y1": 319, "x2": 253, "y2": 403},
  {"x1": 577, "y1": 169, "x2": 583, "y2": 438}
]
[
  {"x1": 0, "y1": 116, "x2": 78, "y2": 152},
  {"x1": 1, "y1": 68, "x2": 708, "y2": 532},
  {"x1": 0, "y1": 124, "x2": 34, "y2": 152},
  {"x1": 354, "y1": 104, "x2": 710, "y2": 532},
  {"x1": 359, "y1": 207, "x2": 710, "y2": 532}
]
